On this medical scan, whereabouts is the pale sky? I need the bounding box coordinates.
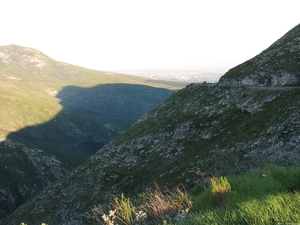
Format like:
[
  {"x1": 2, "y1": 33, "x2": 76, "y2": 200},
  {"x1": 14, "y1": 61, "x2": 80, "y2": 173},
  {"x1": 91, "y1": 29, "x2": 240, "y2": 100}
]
[{"x1": 1, "y1": 0, "x2": 299, "y2": 71}]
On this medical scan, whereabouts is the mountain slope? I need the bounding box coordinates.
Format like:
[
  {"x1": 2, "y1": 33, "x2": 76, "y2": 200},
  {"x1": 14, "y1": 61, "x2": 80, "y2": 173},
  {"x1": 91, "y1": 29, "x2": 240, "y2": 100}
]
[
  {"x1": 0, "y1": 45, "x2": 179, "y2": 218},
  {"x1": 0, "y1": 45, "x2": 180, "y2": 139},
  {"x1": 219, "y1": 23, "x2": 300, "y2": 86},
  {"x1": 3, "y1": 84, "x2": 300, "y2": 224},
  {"x1": 2, "y1": 24, "x2": 300, "y2": 224}
]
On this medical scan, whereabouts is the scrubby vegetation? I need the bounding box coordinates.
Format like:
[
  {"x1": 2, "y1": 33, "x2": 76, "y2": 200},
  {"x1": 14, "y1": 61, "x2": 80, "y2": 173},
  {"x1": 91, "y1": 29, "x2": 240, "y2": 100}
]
[
  {"x1": 0, "y1": 45, "x2": 181, "y2": 220},
  {"x1": 184, "y1": 164, "x2": 300, "y2": 225},
  {"x1": 90, "y1": 164, "x2": 300, "y2": 225},
  {"x1": 89, "y1": 183, "x2": 192, "y2": 225},
  {"x1": 4, "y1": 25, "x2": 300, "y2": 225}
]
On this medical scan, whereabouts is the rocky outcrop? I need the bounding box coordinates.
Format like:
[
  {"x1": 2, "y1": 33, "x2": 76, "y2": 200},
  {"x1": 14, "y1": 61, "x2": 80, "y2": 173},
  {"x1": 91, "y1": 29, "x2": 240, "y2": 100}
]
[
  {"x1": 0, "y1": 45, "x2": 53, "y2": 72},
  {"x1": 219, "y1": 23, "x2": 300, "y2": 86},
  {"x1": 0, "y1": 140, "x2": 69, "y2": 219},
  {"x1": 2, "y1": 84, "x2": 300, "y2": 224}
]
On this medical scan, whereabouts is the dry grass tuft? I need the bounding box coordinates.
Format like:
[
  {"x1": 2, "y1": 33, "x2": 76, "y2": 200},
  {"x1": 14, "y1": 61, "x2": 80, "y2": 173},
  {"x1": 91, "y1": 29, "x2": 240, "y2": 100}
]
[
  {"x1": 140, "y1": 183, "x2": 192, "y2": 222},
  {"x1": 89, "y1": 183, "x2": 192, "y2": 224}
]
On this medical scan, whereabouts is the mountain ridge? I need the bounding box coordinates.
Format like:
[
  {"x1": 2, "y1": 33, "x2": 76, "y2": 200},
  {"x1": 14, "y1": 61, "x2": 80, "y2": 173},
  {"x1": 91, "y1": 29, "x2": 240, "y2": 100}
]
[
  {"x1": 2, "y1": 22, "x2": 300, "y2": 224},
  {"x1": 219, "y1": 23, "x2": 300, "y2": 86},
  {"x1": 2, "y1": 84, "x2": 300, "y2": 224},
  {"x1": 0, "y1": 44, "x2": 180, "y2": 219}
]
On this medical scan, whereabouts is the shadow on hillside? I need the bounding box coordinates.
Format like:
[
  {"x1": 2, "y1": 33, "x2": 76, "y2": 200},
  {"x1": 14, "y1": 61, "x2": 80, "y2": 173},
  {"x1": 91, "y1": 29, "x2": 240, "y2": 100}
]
[{"x1": 0, "y1": 83, "x2": 174, "y2": 220}]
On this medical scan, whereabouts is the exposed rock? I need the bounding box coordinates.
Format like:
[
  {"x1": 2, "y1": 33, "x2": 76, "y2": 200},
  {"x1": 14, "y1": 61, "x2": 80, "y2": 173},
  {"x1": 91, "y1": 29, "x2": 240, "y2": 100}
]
[
  {"x1": 219, "y1": 23, "x2": 300, "y2": 86},
  {"x1": 2, "y1": 24, "x2": 300, "y2": 225},
  {"x1": 0, "y1": 140, "x2": 69, "y2": 219},
  {"x1": 2, "y1": 84, "x2": 300, "y2": 225},
  {"x1": 0, "y1": 45, "x2": 49, "y2": 70},
  {"x1": 0, "y1": 44, "x2": 175, "y2": 219}
]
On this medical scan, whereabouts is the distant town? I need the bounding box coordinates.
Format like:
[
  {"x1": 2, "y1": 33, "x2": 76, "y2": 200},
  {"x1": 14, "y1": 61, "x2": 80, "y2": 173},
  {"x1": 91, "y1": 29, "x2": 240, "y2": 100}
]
[{"x1": 117, "y1": 69, "x2": 227, "y2": 83}]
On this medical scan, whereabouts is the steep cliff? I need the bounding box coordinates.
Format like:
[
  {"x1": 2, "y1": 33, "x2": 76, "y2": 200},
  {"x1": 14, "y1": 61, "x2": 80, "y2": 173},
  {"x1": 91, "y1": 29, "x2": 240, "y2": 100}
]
[{"x1": 219, "y1": 23, "x2": 300, "y2": 86}]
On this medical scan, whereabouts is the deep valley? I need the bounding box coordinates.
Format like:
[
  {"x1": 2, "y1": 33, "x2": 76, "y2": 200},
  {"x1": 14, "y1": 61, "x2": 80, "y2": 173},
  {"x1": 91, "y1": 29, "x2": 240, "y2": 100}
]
[{"x1": 1, "y1": 22, "x2": 300, "y2": 224}]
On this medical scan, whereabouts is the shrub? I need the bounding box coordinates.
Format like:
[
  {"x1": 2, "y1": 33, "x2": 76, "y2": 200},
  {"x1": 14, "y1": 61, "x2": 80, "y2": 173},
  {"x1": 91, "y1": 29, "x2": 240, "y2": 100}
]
[
  {"x1": 210, "y1": 176, "x2": 231, "y2": 207},
  {"x1": 90, "y1": 205, "x2": 115, "y2": 225},
  {"x1": 192, "y1": 176, "x2": 231, "y2": 211},
  {"x1": 89, "y1": 194, "x2": 135, "y2": 225},
  {"x1": 89, "y1": 184, "x2": 192, "y2": 224},
  {"x1": 210, "y1": 176, "x2": 231, "y2": 195},
  {"x1": 140, "y1": 183, "x2": 192, "y2": 223},
  {"x1": 111, "y1": 194, "x2": 135, "y2": 225}
]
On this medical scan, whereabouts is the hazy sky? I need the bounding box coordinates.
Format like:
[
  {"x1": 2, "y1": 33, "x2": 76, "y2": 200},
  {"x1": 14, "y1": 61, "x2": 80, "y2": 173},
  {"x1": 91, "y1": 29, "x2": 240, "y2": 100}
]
[{"x1": 1, "y1": 0, "x2": 299, "y2": 71}]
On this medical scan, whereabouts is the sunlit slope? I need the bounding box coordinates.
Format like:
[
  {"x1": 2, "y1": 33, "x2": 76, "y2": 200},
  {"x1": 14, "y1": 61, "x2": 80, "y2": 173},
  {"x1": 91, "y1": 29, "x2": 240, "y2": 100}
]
[
  {"x1": 0, "y1": 44, "x2": 182, "y2": 88},
  {"x1": 0, "y1": 44, "x2": 180, "y2": 219},
  {"x1": 0, "y1": 44, "x2": 182, "y2": 139},
  {"x1": 0, "y1": 74, "x2": 62, "y2": 139},
  {"x1": 4, "y1": 83, "x2": 300, "y2": 224}
]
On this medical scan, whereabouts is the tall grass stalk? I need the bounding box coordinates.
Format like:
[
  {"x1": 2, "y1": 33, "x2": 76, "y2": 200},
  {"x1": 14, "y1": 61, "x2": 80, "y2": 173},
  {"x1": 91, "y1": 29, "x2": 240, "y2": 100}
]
[
  {"x1": 210, "y1": 176, "x2": 231, "y2": 194},
  {"x1": 111, "y1": 194, "x2": 135, "y2": 225},
  {"x1": 140, "y1": 183, "x2": 192, "y2": 222},
  {"x1": 237, "y1": 192, "x2": 300, "y2": 225},
  {"x1": 90, "y1": 184, "x2": 192, "y2": 224},
  {"x1": 210, "y1": 176, "x2": 231, "y2": 207}
]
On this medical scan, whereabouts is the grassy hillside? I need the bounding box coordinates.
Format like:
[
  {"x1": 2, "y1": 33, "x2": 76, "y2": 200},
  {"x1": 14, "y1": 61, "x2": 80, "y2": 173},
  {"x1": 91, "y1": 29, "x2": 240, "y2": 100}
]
[
  {"x1": 181, "y1": 164, "x2": 300, "y2": 225},
  {"x1": 0, "y1": 44, "x2": 185, "y2": 219},
  {"x1": 2, "y1": 23, "x2": 300, "y2": 224},
  {"x1": 87, "y1": 164, "x2": 300, "y2": 225},
  {"x1": 0, "y1": 45, "x2": 183, "y2": 139},
  {"x1": 3, "y1": 84, "x2": 300, "y2": 224}
]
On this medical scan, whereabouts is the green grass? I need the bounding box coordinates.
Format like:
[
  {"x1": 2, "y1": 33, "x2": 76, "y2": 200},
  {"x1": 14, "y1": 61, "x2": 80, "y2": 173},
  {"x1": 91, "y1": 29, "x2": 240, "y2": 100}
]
[
  {"x1": 110, "y1": 85, "x2": 300, "y2": 190},
  {"x1": 179, "y1": 165, "x2": 300, "y2": 225},
  {"x1": 87, "y1": 165, "x2": 300, "y2": 225},
  {"x1": 0, "y1": 45, "x2": 187, "y2": 220}
]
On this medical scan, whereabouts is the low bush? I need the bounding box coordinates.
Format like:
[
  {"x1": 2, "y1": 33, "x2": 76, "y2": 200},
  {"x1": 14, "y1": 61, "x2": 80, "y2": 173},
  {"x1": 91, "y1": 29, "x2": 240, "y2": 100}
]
[
  {"x1": 90, "y1": 194, "x2": 135, "y2": 225},
  {"x1": 140, "y1": 183, "x2": 192, "y2": 223},
  {"x1": 210, "y1": 176, "x2": 231, "y2": 207},
  {"x1": 90, "y1": 183, "x2": 192, "y2": 224},
  {"x1": 192, "y1": 176, "x2": 232, "y2": 211},
  {"x1": 90, "y1": 165, "x2": 300, "y2": 225}
]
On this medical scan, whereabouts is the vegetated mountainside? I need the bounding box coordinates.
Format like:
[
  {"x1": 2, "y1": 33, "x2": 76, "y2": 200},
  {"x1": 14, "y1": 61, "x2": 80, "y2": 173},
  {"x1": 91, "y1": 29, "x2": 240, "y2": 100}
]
[
  {"x1": 219, "y1": 23, "x2": 300, "y2": 86},
  {"x1": 3, "y1": 83, "x2": 300, "y2": 224},
  {"x1": 0, "y1": 45, "x2": 179, "y2": 219}
]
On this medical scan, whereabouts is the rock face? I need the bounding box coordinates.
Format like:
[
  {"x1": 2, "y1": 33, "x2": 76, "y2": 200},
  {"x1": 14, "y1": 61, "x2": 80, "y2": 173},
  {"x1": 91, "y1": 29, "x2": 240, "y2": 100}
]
[
  {"x1": 0, "y1": 45, "x2": 48, "y2": 70},
  {"x1": 2, "y1": 84, "x2": 300, "y2": 225},
  {"x1": 0, "y1": 141, "x2": 68, "y2": 219},
  {"x1": 219, "y1": 23, "x2": 300, "y2": 86}
]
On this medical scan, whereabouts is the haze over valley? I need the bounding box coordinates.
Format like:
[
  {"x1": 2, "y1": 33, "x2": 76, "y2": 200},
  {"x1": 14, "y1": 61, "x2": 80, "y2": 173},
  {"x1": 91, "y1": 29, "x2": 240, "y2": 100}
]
[
  {"x1": 116, "y1": 69, "x2": 226, "y2": 83},
  {"x1": 1, "y1": 1, "x2": 300, "y2": 224},
  {"x1": 0, "y1": 44, "x2": 181, "y2": 219},
  {"x1": 1, "y1": 22, "x2": 300, "y2": 224}
]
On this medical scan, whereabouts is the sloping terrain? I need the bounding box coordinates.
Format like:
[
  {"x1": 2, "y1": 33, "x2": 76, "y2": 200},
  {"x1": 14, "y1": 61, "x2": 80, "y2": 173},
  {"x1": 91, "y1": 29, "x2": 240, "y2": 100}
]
[
  {"x1": 3, "y1": 83, "x2": 300, "y2": 224},
  {"x1": 0, "y1": 45, "x2": 180, "y2": 140},
  {"x1": 2, "y1": 22, "x2": 300, "y2": 224},
  {"x1": 219, "y1": 23, "x2": 300, "y2": 86},
  {"x1": 0, "y1": 45, "x2": 179, "y2": 218}
]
